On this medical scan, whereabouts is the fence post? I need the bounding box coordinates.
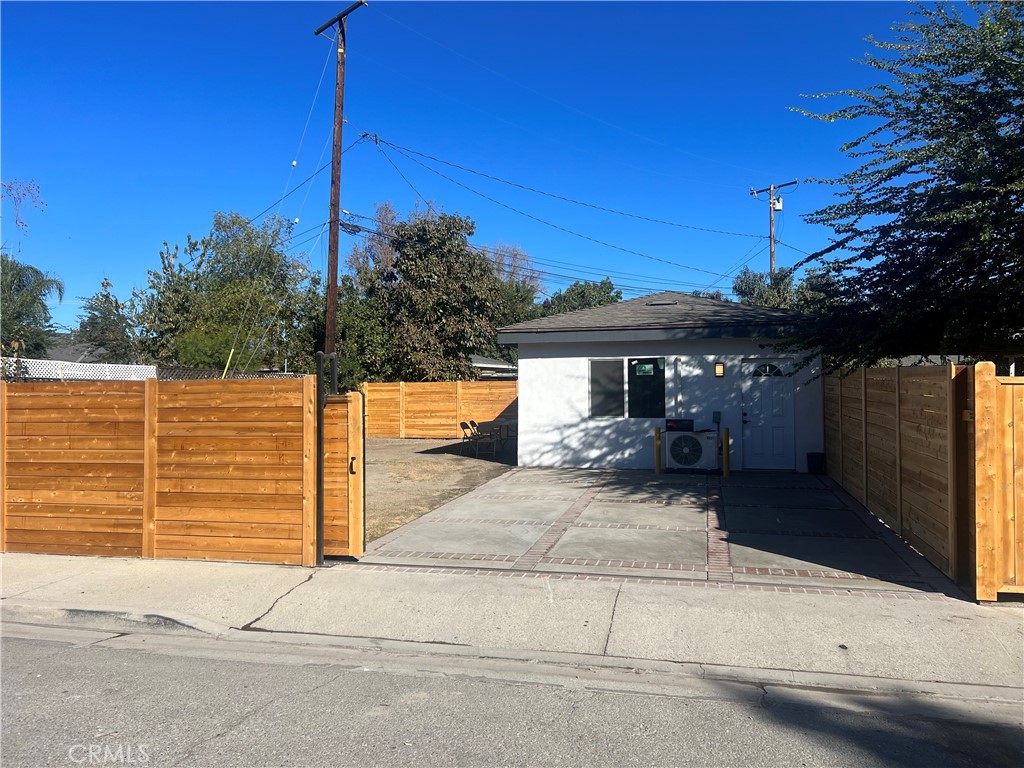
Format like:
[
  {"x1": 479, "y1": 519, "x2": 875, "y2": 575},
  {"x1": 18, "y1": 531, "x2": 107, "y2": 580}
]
[
  {"x1": 861, "y1": 368, "x2": 868, "y2": 504},
  {"x1": 301, "y1": 375, "x2": 317, "y2": 567},
  {"x1": 0, "y1": 380, "x2": 6, "y2": 553},
  {"x1": 974, "y1": 362, "x2": 1000, "y2": 601},
  {"x1": 347, "y1": 390, "x2": 365, "y2": 557},
  {"x1": 455, "y1": 381, "x2": 463, "y2": 439},
  {"x1": 946, "y1": 364, "x2": 958, "y2": 581},
  {"x1": 399, "y1": 381, "x2": 406, "y2": 439},
  {"x1": 895, "y1": 367, "x2": 903, "y2": 535},
  {"x1": 142, "y1": 378, "x2": 157, "y2": 559},
  {"x1": 837, "y1": 369, "x2": 844, "y2": 484}
]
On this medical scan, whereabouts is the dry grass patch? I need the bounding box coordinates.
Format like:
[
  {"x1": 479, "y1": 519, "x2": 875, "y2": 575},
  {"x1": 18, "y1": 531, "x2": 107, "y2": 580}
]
[{"x1": 364, "y1": 438, "x2": 513, "y2": 542}]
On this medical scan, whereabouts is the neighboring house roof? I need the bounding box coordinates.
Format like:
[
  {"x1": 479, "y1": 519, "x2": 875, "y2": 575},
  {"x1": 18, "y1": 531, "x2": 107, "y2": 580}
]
[
  {"x1": 470, "y1": 354, "x2": 516, "y2": 371},
  {"x1": 470, "y1": 354, "x2": 517, "y2": 379},
  {"x1": 497, "y1": 291, "x2": 798, "y2": 344},
  {"x1": 43, "y1": 332, "x2": 104, "y2": 364}
]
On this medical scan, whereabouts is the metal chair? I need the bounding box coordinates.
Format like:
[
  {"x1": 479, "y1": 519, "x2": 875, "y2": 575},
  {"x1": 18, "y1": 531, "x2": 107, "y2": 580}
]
[{"x1": 459, "y1": 421, "x2": 475, "y2": 454}]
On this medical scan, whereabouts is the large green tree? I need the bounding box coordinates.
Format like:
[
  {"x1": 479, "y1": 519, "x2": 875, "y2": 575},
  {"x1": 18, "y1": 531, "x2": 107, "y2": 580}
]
[
  {"x1": 732, "y1": 267, "x2": 797, "y2": 309},
  {"x1": 372, "y1": 213, "x2": 500, "y2": 381},
  {"x1": 77, "y1": 278, "x2": 141, "y2": 363},
  {"x1": 791, "y1": 1, "x2": 1024, "y2": 368},
  {"x1": 542, "y1": 278, "x2": 622, "y2": 315},
  {"x1": 0, "y1": 252, "x2": 64, "y2": 358},
  {"x1": 134, "y1": 212, "x2": 324, "y2": 373},
  {"x1": 342, "y1": 203, "x2": 547, "y2": 379}
]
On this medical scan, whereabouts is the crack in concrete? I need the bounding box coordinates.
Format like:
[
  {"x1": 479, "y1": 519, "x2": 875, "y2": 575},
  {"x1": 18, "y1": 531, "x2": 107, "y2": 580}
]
[
  {"x1": 756, "y1": 683, "x2": 771, "y2": 708},
  {"x1": 238, "y1": 571, "x2": 317, "y2": 631},
  {"x1": 602, "y1": 585, "x2": 623, "y2": 657}
]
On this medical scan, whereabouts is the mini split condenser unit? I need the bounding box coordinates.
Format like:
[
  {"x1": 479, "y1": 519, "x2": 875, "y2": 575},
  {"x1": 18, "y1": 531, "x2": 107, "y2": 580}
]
[{"x1": 664, "y1": 431, "x2": 719, "y2": 470}]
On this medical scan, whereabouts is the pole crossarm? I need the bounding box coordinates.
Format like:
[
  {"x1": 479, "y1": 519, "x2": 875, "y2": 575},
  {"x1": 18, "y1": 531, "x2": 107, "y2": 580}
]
[
  {"x1": 314, "y1": 1, "x2": 367, "y2": 37},
  {"x1": 749, "y1": 179, "x2": 798, "y2": 273}
]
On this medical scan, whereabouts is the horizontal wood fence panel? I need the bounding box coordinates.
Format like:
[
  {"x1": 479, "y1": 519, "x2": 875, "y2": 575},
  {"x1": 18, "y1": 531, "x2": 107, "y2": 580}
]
[
  {"x1": 322, "y1": 392, "x2": 363, "y2": 557},
  {"x1": 4, "y1": 421, "x2": 145, "y2": 436},
  {"x1": 362, "y1": 381, "x2": 518, "y2": 439},
  {"x1": 826, "y1": 366, "x2": 957, "y2": 580},
  {"x1": 827, "y1": 364, "x2": 1022, "y2": 600},
  {"x1": 1, "y1": 378, "x2": 318, "y2": 566},
  {"x1": 155, "y1": 506, "x2": 303, "y2": 524},
  {"x1": 2, "y1": 381, "x2": 146, "y2": 557}
]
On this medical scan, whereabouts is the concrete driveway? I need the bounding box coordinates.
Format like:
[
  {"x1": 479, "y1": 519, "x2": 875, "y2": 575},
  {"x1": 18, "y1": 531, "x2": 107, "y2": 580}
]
[{"x1": 361, "y1": 468, "x2": 962, "y2": 598}]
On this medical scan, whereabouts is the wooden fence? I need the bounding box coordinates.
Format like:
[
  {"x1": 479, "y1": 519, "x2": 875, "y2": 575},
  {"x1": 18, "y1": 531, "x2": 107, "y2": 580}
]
[
  {"x1": 361, "y1": 381, "x2": 518, "y2": 439},
  {"x1": 0, "y1": 378, "x2": 364, "y2": 566},
  {"x1": 824, "y1": 363, "x2": 1023, "y2": 600},
  {"x1": 973, "y1": 364, "x2": 1023, "y2": 601},
  {"x1": 323, "y1": 392, "x2": 364, "y2": 558}
]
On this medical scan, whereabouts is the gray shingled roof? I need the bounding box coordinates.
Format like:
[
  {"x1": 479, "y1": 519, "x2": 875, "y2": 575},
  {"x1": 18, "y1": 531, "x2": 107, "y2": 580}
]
[
  {"x1": 44, "y1": 332, "x2": 104, "y2": 363},
  {"x1": 498, "y1": 291, "x2": 797, "y2": 335}
]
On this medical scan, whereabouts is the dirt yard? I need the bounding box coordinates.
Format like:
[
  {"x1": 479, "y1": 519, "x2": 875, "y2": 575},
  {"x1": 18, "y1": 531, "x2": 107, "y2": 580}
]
[{"x1": 364, "y1": 437, "x2": 515, "y2": 542}]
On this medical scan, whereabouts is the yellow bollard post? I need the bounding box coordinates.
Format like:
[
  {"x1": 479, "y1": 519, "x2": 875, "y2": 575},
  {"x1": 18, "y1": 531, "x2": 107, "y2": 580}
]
[
  {"x1": 654, "y1": 427, "x2": 662, "y2": 474},
  {"x1": 722, "y1": 427, "x2": 730, "y2": 477}
]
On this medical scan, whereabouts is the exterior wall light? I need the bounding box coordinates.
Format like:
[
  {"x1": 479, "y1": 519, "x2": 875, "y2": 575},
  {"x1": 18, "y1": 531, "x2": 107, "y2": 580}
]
[{"x1": 714, "y1": 362, "x2": 725, "y2": 378}]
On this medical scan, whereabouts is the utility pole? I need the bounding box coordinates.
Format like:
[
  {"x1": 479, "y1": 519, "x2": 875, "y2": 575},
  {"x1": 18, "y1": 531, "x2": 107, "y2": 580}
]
[
  {"x1": 750, "y1": 179, "x2": 797, "y2": 274},
  {"x1": 315, "y1": 0, "x2": 366, "y2": 355}
]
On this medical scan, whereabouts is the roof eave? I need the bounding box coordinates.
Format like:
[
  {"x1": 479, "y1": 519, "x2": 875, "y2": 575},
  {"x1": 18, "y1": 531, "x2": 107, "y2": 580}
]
[{"x1": 497, "y1": 323, "x2": 797, "y2": 345}]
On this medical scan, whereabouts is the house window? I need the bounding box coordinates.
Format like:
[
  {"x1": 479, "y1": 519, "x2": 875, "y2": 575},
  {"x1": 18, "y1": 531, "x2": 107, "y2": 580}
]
[
  {"x1": 589, "y1": 360, "x2": 624, "y2": 418},
  {"x1": 589, "y1": 358, "x2": 666, "y2": 419},
  {"x1": 752, "y1": 363, "x2": 784, "y2": 377}
]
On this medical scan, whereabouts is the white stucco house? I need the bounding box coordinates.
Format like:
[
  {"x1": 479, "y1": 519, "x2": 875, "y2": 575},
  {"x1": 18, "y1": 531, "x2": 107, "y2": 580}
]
[{"x1": 496, "y1": 291, "x2": 824, "y2": 473}]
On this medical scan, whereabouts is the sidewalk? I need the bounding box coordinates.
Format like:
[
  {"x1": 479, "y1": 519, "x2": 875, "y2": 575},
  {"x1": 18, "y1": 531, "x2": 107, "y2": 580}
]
[{"x1": 2, "y1": 551, "x2": 1022, "y2": 700}]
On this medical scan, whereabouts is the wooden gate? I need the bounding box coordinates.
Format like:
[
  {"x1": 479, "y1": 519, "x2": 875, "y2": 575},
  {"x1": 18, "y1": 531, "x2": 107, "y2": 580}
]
[
  {"x1": 973, "y1": 364, "x2": 1024, "y2": 600},
  {"x1": 321, "y1": 391, "x2": 365, "y2": 558}
]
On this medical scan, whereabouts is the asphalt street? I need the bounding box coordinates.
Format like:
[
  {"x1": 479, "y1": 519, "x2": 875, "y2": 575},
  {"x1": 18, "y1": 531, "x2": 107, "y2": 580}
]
[{"x1": 2, "y1": 626, "x2": 1021, "y2": 768}]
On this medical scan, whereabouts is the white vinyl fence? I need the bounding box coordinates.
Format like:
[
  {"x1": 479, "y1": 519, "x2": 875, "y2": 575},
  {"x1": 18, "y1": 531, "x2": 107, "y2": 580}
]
[{"x1": 1, "y1": 357, "x2": 157, "y2": 382}]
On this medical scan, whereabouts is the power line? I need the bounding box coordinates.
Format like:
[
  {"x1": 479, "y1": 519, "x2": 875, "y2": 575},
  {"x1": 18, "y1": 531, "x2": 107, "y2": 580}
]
[
  {"x1": 232, "y1": 220, "x2": 331, "y2": 372},
  {"x1": 339, "y1": 210, "x2": 731, "y2": 292},
  {"x1": 373, "y1": 136, "x2": 765, "y2": 239},
  {"x1": 375, "y1": 143, "x2": 436, "y2": 216},
  {"x1": 369, "y1": 141, "x2": 734, "y2": 279},
  {"x1": 777, "y1": 239, "x2": 814, "y2": 257},
  {"x1": 244, "y1": 136, "x2": 367, "y2": 228},
  {"x1": 337, "y1": 216, "x2": 740, "y2": 300},
  {"x1": 291, "y1": 38, "x2": 336, "y2": 169}
]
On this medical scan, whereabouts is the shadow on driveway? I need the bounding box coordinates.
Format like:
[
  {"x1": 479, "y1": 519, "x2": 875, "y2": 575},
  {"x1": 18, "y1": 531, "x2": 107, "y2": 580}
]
[{"x1": 361, "y1": 466, "x2": 966, "y2": 599}]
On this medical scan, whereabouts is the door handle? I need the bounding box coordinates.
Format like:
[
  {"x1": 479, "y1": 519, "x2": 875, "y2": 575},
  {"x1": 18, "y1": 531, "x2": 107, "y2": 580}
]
[{"x1": 349, "y1": 457, "x2": 358, "y2": 475}]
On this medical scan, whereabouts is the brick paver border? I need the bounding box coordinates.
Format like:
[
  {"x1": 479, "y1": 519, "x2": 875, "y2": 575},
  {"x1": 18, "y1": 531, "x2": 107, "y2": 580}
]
[
  {"x1": 538, "y1": 556, "x2": 705, "y2": 572},
  {"x1": 573, "y1": 522, "x2": 706, "y2": 532},
  {"x1": 733, "y1": 566, "x2": 887, "y2": 581},
  {"x1": 335, "y1": 562, "x2": 955, "y2": 601},
  {"x1": 366, "y1": 551, "x2": 520, "y2": 563},
  {"x1": 705, "y1": 484, "x2": 732, "y2": 582},
  {"x1": 510, "y1": 473, "x2": 612, "y2": 571},
  {"x1": 426, "y1": 517, "x2": 552, "y2": 527}
]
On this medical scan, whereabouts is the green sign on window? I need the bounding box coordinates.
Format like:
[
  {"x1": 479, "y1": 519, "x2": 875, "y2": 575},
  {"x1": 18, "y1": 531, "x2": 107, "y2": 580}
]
[{"x1": 635, "y1": 363, "x2": 654, "y2": 376}]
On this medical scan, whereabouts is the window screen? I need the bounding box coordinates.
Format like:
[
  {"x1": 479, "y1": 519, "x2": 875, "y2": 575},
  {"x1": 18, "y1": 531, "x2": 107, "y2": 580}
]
[
  {"x1": 627, "y1": 357, "x2": 666, "y2": 418},
  {"x1": 590, "y1": 360, "x2": 624, "y2": 418}
]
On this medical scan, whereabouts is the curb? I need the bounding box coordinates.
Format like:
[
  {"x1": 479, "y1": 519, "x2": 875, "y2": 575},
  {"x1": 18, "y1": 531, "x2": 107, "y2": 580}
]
[
  {"x1": 3, "y1": 602, "x2": 1021, "y2": 707},
  {"x1": 0, "y1": 602, "x2": 230, "y2": 638}
]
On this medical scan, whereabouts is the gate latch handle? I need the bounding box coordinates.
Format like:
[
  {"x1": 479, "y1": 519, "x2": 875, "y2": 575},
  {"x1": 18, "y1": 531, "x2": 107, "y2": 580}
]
[{"x1": 349, "y1": 456, "x2": 358, "y2": 475}]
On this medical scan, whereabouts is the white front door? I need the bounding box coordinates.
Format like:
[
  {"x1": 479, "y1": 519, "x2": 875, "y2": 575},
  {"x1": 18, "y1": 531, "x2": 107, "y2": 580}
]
[{"x1": 741, "y1": 360, "x2": 795, "y2": 470}]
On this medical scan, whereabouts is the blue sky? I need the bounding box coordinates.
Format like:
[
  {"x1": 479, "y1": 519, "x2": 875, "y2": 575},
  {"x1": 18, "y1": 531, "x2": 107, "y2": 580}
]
[{"x1": 3, "y1": 1, "x2": 918, "y2": 331}]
